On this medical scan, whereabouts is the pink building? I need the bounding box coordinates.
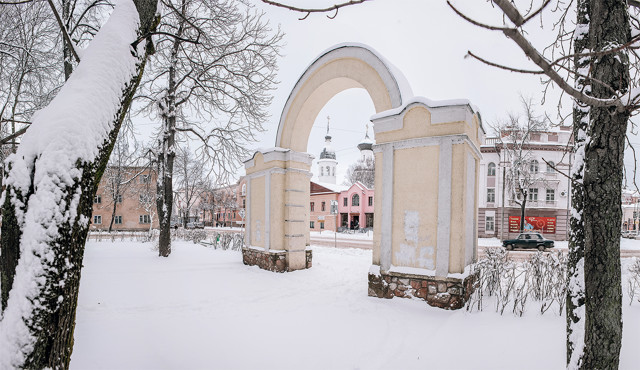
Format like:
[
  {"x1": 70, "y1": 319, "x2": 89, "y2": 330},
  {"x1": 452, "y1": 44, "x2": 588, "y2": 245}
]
[{"x1": 338, "y1": 182, "x2": 374, "y2": 230}]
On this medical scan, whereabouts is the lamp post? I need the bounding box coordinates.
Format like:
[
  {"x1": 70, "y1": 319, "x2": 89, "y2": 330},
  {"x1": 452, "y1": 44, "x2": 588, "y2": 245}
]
[{"x1": 331, "y1": 200, "x2": 338, "y2": 248}]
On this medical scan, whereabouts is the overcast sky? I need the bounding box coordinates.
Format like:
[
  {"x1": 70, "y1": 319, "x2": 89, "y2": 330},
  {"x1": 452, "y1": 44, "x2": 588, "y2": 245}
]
[{"x1": 137, "y1": 1, "x2": 640, "y2": 187}]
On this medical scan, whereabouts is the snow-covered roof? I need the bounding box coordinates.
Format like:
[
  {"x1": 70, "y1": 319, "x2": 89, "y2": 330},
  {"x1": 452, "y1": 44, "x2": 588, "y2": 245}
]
[{"x1": 313, "y1": 181, "x2": 349, "y2": 193}]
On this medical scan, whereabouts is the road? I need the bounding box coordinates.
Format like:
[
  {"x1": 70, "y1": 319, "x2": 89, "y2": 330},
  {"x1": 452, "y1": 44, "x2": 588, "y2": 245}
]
[{"x1": 309, "y1": 234, "x2": 640, "y2": 259}]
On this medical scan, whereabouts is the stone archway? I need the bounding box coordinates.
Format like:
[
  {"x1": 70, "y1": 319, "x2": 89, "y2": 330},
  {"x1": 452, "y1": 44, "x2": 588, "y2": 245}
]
[{"x1": 242, "y1": 43, "x2": 484, "y2": 309}]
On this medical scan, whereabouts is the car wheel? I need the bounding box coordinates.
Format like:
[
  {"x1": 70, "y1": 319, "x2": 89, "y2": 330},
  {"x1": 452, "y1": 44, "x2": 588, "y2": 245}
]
[
  {"x1": 538, "y1": 245, "x2": 545, "y2": 252},
  {"x1": 505, "y1": 244, "x2": 513, "y2": 251}
]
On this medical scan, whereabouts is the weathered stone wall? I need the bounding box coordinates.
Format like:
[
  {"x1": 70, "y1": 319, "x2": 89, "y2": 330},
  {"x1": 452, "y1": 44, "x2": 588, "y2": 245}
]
[
  {"x1": 242, "y1": 247, "x2": 312, "y2": 272},
  {"x1": 368, "y1": 270, "x2": 477, "y2": 310}
]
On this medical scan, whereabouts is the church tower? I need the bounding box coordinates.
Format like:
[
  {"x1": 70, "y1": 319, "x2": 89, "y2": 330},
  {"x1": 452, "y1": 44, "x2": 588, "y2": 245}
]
[
  {"x1": 357, "y1": 124, "x2": 374, "y2": 161},
  {"x1": 318, "y1": 116, "x2": 337, "y2": 184}
]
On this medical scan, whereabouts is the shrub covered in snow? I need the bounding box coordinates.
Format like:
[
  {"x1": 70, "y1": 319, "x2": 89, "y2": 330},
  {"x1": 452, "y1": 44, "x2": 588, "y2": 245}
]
[{"x1": 468, "y1": 248, "x2": 568, "y2": 316}]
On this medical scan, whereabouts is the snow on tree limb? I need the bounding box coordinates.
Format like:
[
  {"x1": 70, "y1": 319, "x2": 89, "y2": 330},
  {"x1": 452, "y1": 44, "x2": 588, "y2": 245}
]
[{"x1": 0, "y1": 0, "x2": 144, "y2": 366}]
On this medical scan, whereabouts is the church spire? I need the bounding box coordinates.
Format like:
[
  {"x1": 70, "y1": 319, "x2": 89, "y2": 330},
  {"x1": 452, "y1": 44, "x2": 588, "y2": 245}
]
[{"x1": 325, "y1": 115, "x2": 331, "y2": 140}]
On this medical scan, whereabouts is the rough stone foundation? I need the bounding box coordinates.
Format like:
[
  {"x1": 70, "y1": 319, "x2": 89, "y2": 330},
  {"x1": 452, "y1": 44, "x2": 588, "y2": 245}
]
[
  {"x1": 242, "y1": 247, "x2": 312, "y2": 272},
  {"x1": 368, "y1": 268, "x2": 477, "y2": 310}
]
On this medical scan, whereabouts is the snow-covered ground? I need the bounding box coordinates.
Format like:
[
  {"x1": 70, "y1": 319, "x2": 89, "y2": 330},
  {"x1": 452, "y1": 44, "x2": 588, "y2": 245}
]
[
  {"x1": 311, "y1": 230, "x2": 374, "y2": 240},
  {"x1": 70, "y1": 241, "x2": 640, "y2": 369}
]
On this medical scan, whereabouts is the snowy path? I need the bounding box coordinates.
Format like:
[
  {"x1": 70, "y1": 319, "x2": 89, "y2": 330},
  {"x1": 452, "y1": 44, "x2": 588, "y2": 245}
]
[{"x1": 70, "y1": 241, "x2": 640, "y2": 370}]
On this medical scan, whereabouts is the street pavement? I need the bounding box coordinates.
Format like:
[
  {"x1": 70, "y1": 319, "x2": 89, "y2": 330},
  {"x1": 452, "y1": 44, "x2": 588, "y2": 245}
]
[{"x1": 309, "y1": 234, "x2": 640, "y2": 259}]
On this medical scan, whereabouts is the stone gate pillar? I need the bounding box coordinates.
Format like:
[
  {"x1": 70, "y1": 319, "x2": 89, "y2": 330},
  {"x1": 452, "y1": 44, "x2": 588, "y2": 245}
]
[
  {"x1": 367, "y1": 99, "x2": 482, "y2": 310},
  {"x1": 242, "y1": 148, "x2": 313, "y2": 272}
]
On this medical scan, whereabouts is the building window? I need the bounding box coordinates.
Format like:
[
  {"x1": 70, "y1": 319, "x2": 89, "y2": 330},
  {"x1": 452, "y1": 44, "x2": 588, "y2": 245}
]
[
  {"x1": 546, "y1": 161, "x2": 555, "y2": 173},
  {"x1": 366, "y1": 213, "x2": 374, "y2": 228},
  {"x1": 310, "y1": 202, "x2": 315, "y2": 212},
  {"x1": 343, "y1": 197, "x2": 348, "y2": 207},
  {"x1": 546, "y1": 189, "x2": 555, "y2": 202},
  {"x1": 487, "y1": 188, "x2": 495, "y2": 203},
  {"x1": 320, "y1": 221, "x2": 325, "y2": 229},
  {"x1": 241, "y1": 184, "x2": 246, "y2": 196},
  {"x1": 486, "y1": 216, "x2": 495, "y2": 232},
  {"x1": 141, "y1": 174, "x2": 151, "y2": 183},
  {"x1": 94, "y1": 195, "x2": 102, "y2": 204},
  {"x1": 116, "y1": 194, "x2": 122, "y2": 203},
  {"x1": 139, "y1": 214, "x2": 151, "y2": 224},
  {"x1": 114, "y1": 215, "x2": 122, "y2": 224},
  {"x1": 321, "y1": 202, "x2": 326, "y2": 212},
  {"x1": 368, "y1": 196, "x2": 373, "y2": 206},
  {"x1": 93, "y1": 215, "x2": 102, "y2": 224},
  {"x1": 233, "y1": 211, "x2": 236, "y2": 219},
  {"x1": 530, "y1": 160, "x2": 539, "y2": 173},
  {"x1": 310, "y1": 221, "x2": 315, "y2": 229},
  {"x1": 487, "y1": 162, "x2": 496, "y2": 176},
  {"x1": 528, "y1": 188, "x2": 538, "y2": 201},
  {"x1": 320, "y1": 167, "x2": 324, "y2": 176},
  {"x1": 326, "y1": 166, "x2": 330, "y2": 176},
  {"x1": 352, "y1": 194, "x2": 360, "y2": 206},
  {"x1": 243, "y1": 199, "x2": 246, "y2": 208}
]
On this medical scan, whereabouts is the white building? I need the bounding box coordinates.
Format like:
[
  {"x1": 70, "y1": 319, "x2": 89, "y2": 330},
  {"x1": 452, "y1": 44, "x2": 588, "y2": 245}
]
[
  {"x1": 479, "y1": 126, "x2": 573, "y2": 241},
  {"x1": 317, "y1": 117, "x2": 337, "y2": 184}
]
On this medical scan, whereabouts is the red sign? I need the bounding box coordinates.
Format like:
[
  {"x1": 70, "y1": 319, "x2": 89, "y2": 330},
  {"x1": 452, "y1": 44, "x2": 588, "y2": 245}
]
[{"x1": 508, "y1": 216, "x2": 556, "y2": 234}]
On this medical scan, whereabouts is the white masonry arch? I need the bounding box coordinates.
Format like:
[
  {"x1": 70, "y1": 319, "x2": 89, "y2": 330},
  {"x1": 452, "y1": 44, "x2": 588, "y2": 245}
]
[
  {"x1": 275, "y1": 42, "x2": 413, "y2": 152},
  {"x1": 243, "y1": 43, "x2": 483, "y2": 310}
]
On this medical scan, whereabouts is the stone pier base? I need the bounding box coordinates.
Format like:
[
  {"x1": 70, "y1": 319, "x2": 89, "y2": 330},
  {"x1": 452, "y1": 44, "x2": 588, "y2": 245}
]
[
  {"x1": 368, "y1": 267, "x2": 477, "y2": 310},
  {"x1": 242, "y1": 247, "x2": 312, "y2": 272}
]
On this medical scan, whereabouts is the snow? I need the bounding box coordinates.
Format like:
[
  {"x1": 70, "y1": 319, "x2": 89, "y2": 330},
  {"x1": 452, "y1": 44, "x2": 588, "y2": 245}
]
[
  {"x1": 370, "y1": 95, "x2": 479, "y2": 122},
  {"x1": 0, "y1": 0, "x2": 142, "y2": 367},
  {"x1": 69, "y1": 240, "x2": 640, "y2": 369}
]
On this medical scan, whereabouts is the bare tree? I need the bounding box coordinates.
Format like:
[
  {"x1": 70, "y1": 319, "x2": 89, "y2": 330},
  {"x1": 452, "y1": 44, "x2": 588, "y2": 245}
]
[
  {"x1": 495, "y1": 97, "x2": 551, "y2": 232},
  {"x1": 173, "y1": 147, "x2": 207, "y2": 226},
  {"x1": 136, "y1": 167, "x2": 158, "y2": 236},
  {"x1": 345, "y1": 156, "x2": 374, "y2": 188},
  {"x1": 0, "y1": 0, "x2": 158, "y2": 367},
  {"x1": 0, "y1": 0, "x2": 62, "y2": 155},
  {"x1": 101, "y1": 133, "x2": 143, "y2": 232},
  {"x1": 137, "y1": 0, "x2": 282, "y2": 257}
]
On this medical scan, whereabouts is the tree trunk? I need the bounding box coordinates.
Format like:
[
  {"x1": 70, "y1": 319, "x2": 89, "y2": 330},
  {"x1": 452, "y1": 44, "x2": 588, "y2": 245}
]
[
  {"x1": 0, "y1": 1, "x2": 158, "y2": 367},
  {"x1": 566, "y1": 0, "x2": 589, "y2": 367},
  {"x1": 108, "y1": 196, "x2": 118, "y2": 232},
  {"x1": 520, "y1": 198, "x2": 527, "y2": 232},
  {"x1": 571, "y1": 0, "x2": 629, "y2": 368},
  {"x1": 156, "y1": 18, "x2": 184, "y2": 257}
]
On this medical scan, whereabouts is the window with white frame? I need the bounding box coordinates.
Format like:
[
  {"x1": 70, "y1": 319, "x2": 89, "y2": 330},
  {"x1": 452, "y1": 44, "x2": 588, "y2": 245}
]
[
  {"x1": 486, "y1": 216, "x2": 495, "y2": 231},
  {"x1": 94, "y1": 195, "x2": 102, "y2": 204},
  {"x1": 528, "y1": 188, "x2": 538, "y2": 201},
  {"x1": 546, "y1": 161, "x2": 555, "y2": 173},
  {"x1": 116, "y1": 194, "x2": 122, "y2": 203},
  {"x1": 487, "y1": 188, "x2": 495, "y2": 203},
  {"x1": 93, "y1": 215, "x2": 102, "y2": 224},
  {"x1": 139, "y1": 214, "x2": 151, "y2": 224},
  {"x1": 241, "y1": 184, "x2": 246, "y2": 196},
  {"x1": 310, "y1": 221, "x2": 315, "y2": 229},
  {"x1": 546, "y1": 189, "x2": 555, "y2": 202},
  {"x1": 114, "y1": 215, "x2": 122, "y2": 224},
  {"x1": 530, "y1": 160, "x2": 539, "y2": 173},
  {"x1": 487, "y1": 162, "x2": 496, "y2": 176},
  {"x1": 352, "y1": 193, "x2": 360, "y2": 206}
]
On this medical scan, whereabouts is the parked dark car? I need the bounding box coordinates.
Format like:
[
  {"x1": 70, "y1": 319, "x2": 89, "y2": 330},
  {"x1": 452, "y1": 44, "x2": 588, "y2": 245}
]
[{"x1": 502, "y1": 232, "x2": 554, "y2": 251}]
